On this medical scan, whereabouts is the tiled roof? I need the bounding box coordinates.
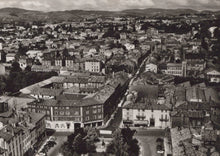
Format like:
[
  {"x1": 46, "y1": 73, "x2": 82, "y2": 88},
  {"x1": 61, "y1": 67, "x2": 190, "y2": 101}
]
[
  {"x1": 167, "y1": 63, "x2": 182, "y2": 67},
  {"x1": 30, "y1": 97, "x2": 102, "y2": 107},
  {"x1": 93, "y1": 84, "x2": 115, "y2": 103},
  {"x1": 123, "y1": 101, "x2": 170, "y2": 110},
  {"x1": 20, "y1": 76, "x2": 63, "y2": 94},
  {"x1": 175, "y1": 102, "x2": 210, "y2": 110},
  {"x1": 56, "y1": 94, "x2": 86, "y2": 101},
  {"x1": 63, "y1": 75, "x2": 105, "y2": 84},
  {"x1": 187, "y1": 111, "x2": 205, "y2": 118},
  {"x1": 201, "y1": 130, "x2": 217, "y2": 142},
  {"x1": 129, "y1": 84, "x2": 158, "y2": 100},
  {"x1": 27, "y1": 112, "x2": 45, "y2": 125},
  {"x1": 170, "y1": 128, "x2": 192, "y2": 156},
  {"x1": 0, "y1": 130, "x2": 13, "y2": 142},
  {"x1": 0, "y1": 147, "x2": 6, "y2": 154},
  {"x1": 204, "y1": 88, "x2": 220, "y2": 103},
  {"x1": 186, "y1": 87, "x2": 206, "y2": 102},
  {"x1": 31, "y1": 88, "x2": 63, "y2": 96},
  {"x1": 0, "y1": 110, "x2": 13, "y2": 118}
]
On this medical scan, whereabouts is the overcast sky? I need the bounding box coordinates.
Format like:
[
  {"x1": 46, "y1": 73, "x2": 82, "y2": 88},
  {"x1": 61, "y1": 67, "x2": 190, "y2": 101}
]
[{"x1": 0, "y1": 0, "x2": 220, "y2": 11}]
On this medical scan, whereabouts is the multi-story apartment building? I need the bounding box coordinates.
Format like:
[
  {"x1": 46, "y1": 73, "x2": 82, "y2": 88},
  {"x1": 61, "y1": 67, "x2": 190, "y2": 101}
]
[
  {"x1": 28, "y1": 97, "x2": 104, "y2": 131},
  {"x1": 60, "y1": 75, "x2": 105, "y2": 89},
  {"x1": 145, "y1": 63, "x2": 157, "y2": 73},
  {"x1": 0, "y1": 103, "x2": 46, "y2": 156},
  {"x1": 0, "y1": 124, "x2": 23, "y2": 156},
  {"x1": 122, "y1": 100, "x2": 171, "y2": 128},
  {"x1": 162, "y1": 61, "x2": 187, "y2": 77},
  {"x1": 55, "y1": 57, "x2": 63, "y2": 67},
  {"x1": 184, "y1": 53, "x2": 206, "y2": 72},
  {"x1": 42, "y1": 58, "x2": 52, "y2": 66},
  {"x1": 25, "y1": 72, "x2": 129, "y2": 131},
  {"x1": 206, "y1": 69, "x2": 220, "y2": 83},
  {"x1": 85, "y1": 59, "x2": 101, "y2": 73}
]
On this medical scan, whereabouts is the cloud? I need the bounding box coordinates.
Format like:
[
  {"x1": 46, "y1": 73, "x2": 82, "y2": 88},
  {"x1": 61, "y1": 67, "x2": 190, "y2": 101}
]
[
  {"x1": 20, "y1": 1, "x2": 50, "y2": 10},
  {"x1": 0, "y1": 0, "x2": 219, "y2": 11},
  {"x1": 166, "y1": 0, "x2": 189, "y2": 6}
]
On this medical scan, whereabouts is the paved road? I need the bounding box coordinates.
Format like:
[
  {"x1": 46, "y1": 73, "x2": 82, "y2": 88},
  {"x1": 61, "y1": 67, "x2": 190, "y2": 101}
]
[
  {"x1": 135, "y1": 129, "x2": 164, "y2": 156},
  {"x1": 135, "y1": 129, "x2": 165, "y2": 136},
  {"x1": 105, "y1": 107, "x2": 122, "y2": 132},
  {"x1": 48, "y1": 132, "x2": 71, "y2": 156},
  {"x1": 135, "y1": 136, "x2": 160, "y2": 156}
]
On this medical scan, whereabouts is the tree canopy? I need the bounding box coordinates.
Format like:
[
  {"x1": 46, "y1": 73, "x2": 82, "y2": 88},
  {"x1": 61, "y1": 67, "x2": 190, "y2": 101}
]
[
  {"x1": 106, "y1": 127, "x2": 140, "y2": 156},
  {"x1": 4, "y1": 71, "x2": 58, "y2": 94},
  {"x1": 60, "y1": 128, "x2": 98, "y2": 156}
]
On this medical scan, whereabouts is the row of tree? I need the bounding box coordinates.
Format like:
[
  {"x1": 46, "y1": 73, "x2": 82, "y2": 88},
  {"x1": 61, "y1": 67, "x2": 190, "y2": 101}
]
[
  {"x1": 0, "y1": 62, "x2": 58, "y2": 94},
  {"x1": 59, "y1": 127, "x2": 140, "y2": 156}
]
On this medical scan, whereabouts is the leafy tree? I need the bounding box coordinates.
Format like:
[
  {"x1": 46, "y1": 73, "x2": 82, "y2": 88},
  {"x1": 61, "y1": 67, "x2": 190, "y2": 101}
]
[
  {"x1": 0, "y1": 76, "x2": 6, "y2": 95},
  {"x1": 5, "y1": 71, "x2": 58, "y2": 93},
  {"x1": 133, "y1": 40, "x2": 140, "y2": 48},
  {"x1": 18, "y1": 44, "x2": 28, "y2": 56},
  {"x1": 11, "y1": 62, "x2": 22, "y2": 73},
  {"x1": 24, "y1": 66, "x2": 31, "y2": 72},
  {"x1": 60, "y1": 142, "x2": 73, "y2": 156},
  {"x1": 106, "y1": 127, "x2": 139, "y2": 156},
  {"x1": 60, "y1": 128, "x2": 97, "y2": 156},
  {"x1": 63, "y1": 48, "x2": 69, "y2": 58},
  {"x1": 73, "y1": 134, "x2": 87, "y2": 154},
  {"x1": 103, "y1": 26, "x2": 120, "y2": 39}
]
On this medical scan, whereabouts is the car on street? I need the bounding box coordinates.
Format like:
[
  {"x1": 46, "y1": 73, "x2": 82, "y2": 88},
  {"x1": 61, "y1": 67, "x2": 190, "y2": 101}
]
[{"x1": 156, "y1": 138, "x2": 164, "y2": 154}]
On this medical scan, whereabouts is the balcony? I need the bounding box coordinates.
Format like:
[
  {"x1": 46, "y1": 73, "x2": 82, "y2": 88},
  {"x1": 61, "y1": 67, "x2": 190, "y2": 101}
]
[
  {"x1": 159, "y1": 118, "x2": 169, "y2": 122},
  {"x1": 123, "y1": 120, "x2": 133, "y2": 124},
  {"x1": 136, "y1": 115, "x2": 146, "y2": 119}
]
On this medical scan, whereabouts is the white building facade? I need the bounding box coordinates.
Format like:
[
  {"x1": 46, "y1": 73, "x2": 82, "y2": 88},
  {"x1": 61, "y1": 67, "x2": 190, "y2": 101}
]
[
  {"x1": 122, "y1": 102, "x2": 171, "y2": 128},
  {"x1": 85, "y1": 60, "x2": 101, "y2": 73},
  {"x1": 145, "y1": 63, "x2": 158, "y2": 73}
]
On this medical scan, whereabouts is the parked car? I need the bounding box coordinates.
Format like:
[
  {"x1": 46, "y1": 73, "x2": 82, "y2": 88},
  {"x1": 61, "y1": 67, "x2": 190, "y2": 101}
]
[
  {"x1": 156, "y1": 138, "x2": 164, "y2": 154},
  {"x1": 156, "y1": 144, "x2": 164, "y2": 154}
]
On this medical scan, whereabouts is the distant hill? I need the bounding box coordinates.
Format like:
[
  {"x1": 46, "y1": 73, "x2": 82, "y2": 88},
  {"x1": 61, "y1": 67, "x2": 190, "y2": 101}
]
[
  {"x1": 0, "y1": 8, "x2": 118, "y2": 23},
  {"x1": 0, "y1": 7, "x2": 219, "y2": 23},
  {"x1": 122, "y1": 8, "x2": 198, "y2": 16}
]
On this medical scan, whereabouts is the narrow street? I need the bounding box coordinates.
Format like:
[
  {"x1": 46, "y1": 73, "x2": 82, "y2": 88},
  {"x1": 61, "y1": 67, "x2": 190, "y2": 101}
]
[{"x1": 104, "y1": 51, "x2": 151, "y2": 132}]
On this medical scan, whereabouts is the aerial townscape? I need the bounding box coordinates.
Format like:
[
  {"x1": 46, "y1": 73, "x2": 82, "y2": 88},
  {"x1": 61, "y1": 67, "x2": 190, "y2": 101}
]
[{"x1": 0, "y1": 3, "x2": 220, "y2": 156}]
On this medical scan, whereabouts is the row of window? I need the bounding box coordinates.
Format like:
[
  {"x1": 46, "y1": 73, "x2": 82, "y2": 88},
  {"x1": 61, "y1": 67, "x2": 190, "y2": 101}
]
[
  {"x1": 85, "y1": 114, "x2": 102, "y2": 121},
  {"x1": 54, "y1": 111, "x2": 79, "y2": 116},
  {"x1": 168, "y1": 67, "x2": 182, "y2": 70},
  {"x1": 127, "y1": 109, "x2": 168, "y2": 113},
  {"x1": 53, "y1": 117, "x2": 81, "y2": 121},
  {"x1": 133, "y1": 114, "x2": 168, "y2": 120},
  {"x1": 85, "y1": 108, "x2": 102, "y2": 115},
  {"x1": 167, "y1": 70, "x2": 182, "y2": 75},
  {"x1": 54, "y1": 106, "x2": 70, "y2": 110}
]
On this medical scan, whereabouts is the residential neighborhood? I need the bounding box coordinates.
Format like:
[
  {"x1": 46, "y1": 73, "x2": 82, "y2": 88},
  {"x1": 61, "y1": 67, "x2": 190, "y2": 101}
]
[{"x1": 0, "y1": 3, "x2": 220, "y2": 156}]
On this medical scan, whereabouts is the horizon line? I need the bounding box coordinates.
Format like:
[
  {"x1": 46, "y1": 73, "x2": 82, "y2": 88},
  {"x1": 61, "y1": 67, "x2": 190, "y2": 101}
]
[{"x1": 0, "y1": 6, "x2": 220, "y2": 13}]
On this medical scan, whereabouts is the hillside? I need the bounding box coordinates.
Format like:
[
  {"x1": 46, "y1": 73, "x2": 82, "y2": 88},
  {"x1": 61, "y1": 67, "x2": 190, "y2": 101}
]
[{"x1": 0, "y1": 7, "x2": 219, "y2": 23}]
